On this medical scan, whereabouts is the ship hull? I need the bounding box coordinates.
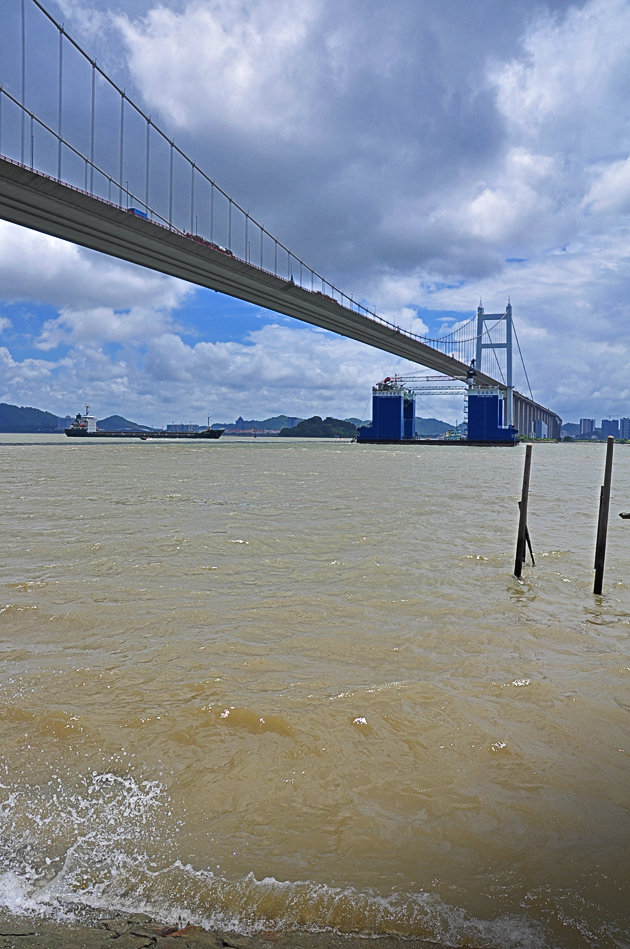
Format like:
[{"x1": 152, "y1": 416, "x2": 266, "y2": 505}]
[{"x1": 65, "y1": 429, "x2": 224, "y2": 439}]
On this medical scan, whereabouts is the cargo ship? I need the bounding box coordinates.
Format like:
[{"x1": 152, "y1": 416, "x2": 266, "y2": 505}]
[{"x1": 65, "y1": 408, "x2": 223, "y2": 439}]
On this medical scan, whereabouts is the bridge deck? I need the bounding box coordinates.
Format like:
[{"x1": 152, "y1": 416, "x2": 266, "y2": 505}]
[
  {"x1": 0, "y1": 157, "x2": 499, "y2": 382},
  {"x1": 0, "y1": 157, "x2": 561, "y2": 433}
]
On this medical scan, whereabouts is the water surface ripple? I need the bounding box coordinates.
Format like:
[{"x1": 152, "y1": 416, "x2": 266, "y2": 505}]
[{"x1": 1, "y1": 436, "x2": 629, "y2": 947}]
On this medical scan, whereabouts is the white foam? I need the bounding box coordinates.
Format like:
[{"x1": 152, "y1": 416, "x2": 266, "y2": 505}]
[{"x1": 0, "y1": 770, "x2": 560, "y2": 947}]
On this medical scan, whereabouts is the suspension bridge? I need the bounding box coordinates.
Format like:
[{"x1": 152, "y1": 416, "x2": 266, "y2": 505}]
[{"x1": 0, "y1": 0, "x2": 561, "y2": 438}]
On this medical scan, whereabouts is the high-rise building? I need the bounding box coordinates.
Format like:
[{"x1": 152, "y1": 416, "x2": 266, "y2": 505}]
[
  {"x1": 601, "y1": 419, "x2": 619, "y2": 437},
  {"x1": 621, "y1": 418, "x2": 630, "y2": 439},
  {"x1": 579, "y1": 418, "x2": 595, "y2": 436}
]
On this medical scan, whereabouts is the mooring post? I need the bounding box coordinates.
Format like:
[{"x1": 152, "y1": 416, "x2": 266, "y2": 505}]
[
  {"x1": 514, "y1": 443, "x2": 532, "y2": 578},
  {"x1": 593, "y1": 436, "x2": 614, "y2": 595}
]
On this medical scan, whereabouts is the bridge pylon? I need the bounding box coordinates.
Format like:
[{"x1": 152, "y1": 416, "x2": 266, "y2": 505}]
[{"x1": 475, "y1": 301, "x2": 513, "y2": 427}]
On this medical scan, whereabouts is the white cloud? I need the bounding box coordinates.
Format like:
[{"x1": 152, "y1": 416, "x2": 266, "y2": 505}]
[
  {"x1": 0, "y1": 345, "x2": 56, "y2": 392},
  {"x1": 35, "y1": 306, "x2": 182, "y2": 351},
  {"x1": 0, "y1": 221, "x2": 191, "y2": 310},
  {"x1": 142, "y1": 321, "x2": 415, "y2": 421},
  {"x1": 465, "y1": 149, "x2": 559, "y2": 244},
  {"x1": 54, "y1": 0, "x2": 110, "y2": 40},
  {"x1": 0, "y1": 341, "x2": 138, "y2": 417},
  {"x1": 114, "y1": 0, "x2": 320, "y2": 138},
  {"x1": 582, "y1": 156, "x2": 630, "y2": 215},
  {"x1": 491, "y1": 0, "x2": 630, "y2": 153},
  {"x1": 1, "y1": 315, "x2": 424, "y2": 424}
]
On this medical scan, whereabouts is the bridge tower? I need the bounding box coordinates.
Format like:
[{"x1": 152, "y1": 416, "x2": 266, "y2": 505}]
[{"x1": 475, "y1": 301, "x2": 513, "y2": 426}]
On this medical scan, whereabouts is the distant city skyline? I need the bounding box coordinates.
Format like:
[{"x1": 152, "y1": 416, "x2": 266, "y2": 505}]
[{"x1": 578, "y1": 416, "x2": 630, "y2": 437}]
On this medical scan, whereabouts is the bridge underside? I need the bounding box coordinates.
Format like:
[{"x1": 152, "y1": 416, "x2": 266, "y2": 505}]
[
  {"x1": 0, "y1": 158, "x2": 498, "y2": 379},
  {"x1": 0, "y1": 158, "x2": 561, "y2": 434}
]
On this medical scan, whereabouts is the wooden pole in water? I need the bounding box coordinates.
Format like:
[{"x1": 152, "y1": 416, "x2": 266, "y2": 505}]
[
  {"x1": 594, "y1": 436, "x2": 614, "y2": 595},
  {"x1": 514, "y1": 443, "x2": 532, "y2": 578}
]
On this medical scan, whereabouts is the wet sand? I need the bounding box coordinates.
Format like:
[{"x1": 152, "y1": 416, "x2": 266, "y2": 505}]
[{"x1": 0, "y1": 909, "x2": 452, "y2": 949}]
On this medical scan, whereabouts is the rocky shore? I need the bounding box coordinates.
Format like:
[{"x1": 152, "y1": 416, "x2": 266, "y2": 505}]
[{"x1": 0, "y1": 909, "x2": 451, "y2": 949}]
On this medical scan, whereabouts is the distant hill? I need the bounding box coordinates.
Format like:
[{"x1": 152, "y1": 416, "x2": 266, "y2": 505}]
[
  {"x1": 97, "y1": 415, "x2": 153, "y2": 432},
  {"x1": 0, "y1": 403, "x2": 59, "y2": 432},
  {"x1": 279, "y1": 416, "x2": 357, "y2": 437},
  {"x1": 0, "y1": 403, "x2": 154, "y2": 433},
  {"x1": 345, "y1": 416, "x2": 451, "y2": 436},
  {"x1": 215, "y1": 414, "x2": 451, "y2": 436},
  {"x1": 415, "y1": 416, "x2": 451, "y2": 437},
  {"x1": 212, "y1": 415, "x2": 303, "y2": 431},
  {"x1": 1, "y1": 402, "x2": 452, "y2": 437}
]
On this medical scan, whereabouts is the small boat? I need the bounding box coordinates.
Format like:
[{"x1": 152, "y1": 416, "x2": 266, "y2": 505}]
[{"x1": 65, "y1": 407, "x2": 223, "y2": 440}]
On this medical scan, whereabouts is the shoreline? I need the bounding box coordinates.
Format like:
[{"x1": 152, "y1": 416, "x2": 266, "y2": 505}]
[{"x1": 0, "y1": 909, "x2": 452, "y2": 949}]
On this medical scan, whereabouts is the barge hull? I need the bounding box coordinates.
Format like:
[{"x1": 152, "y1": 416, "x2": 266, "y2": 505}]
[{"x1": 355, "y1": 438, "x2": 517, "y2": 446}]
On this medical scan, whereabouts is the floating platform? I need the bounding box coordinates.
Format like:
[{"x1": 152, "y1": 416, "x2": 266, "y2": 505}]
[{"x1": 355, "y1": 438, "x2": 517, "y2": 446}]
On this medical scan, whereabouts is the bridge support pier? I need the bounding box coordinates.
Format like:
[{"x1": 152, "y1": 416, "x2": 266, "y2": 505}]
[{"x1": 513, "y1": 394, "x2": 561, "y2": 439}]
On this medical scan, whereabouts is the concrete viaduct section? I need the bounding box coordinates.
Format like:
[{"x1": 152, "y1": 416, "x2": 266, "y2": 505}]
[{"x1": 513, "y1": 392, "x2": 562, "y2": 439}]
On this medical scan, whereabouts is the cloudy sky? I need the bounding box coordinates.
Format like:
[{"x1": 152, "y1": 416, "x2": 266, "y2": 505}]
[{"x1": 1, "y1": 0, "x2": 630, "y2": 427}]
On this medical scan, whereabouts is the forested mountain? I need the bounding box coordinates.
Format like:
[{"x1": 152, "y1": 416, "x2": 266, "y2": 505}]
[
  {"x1": 0, "y1": 403, "x2": 60, "y2": 432},
  {"x1": 279, "y1": 416, "x2": 358, "y2": 437}
]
